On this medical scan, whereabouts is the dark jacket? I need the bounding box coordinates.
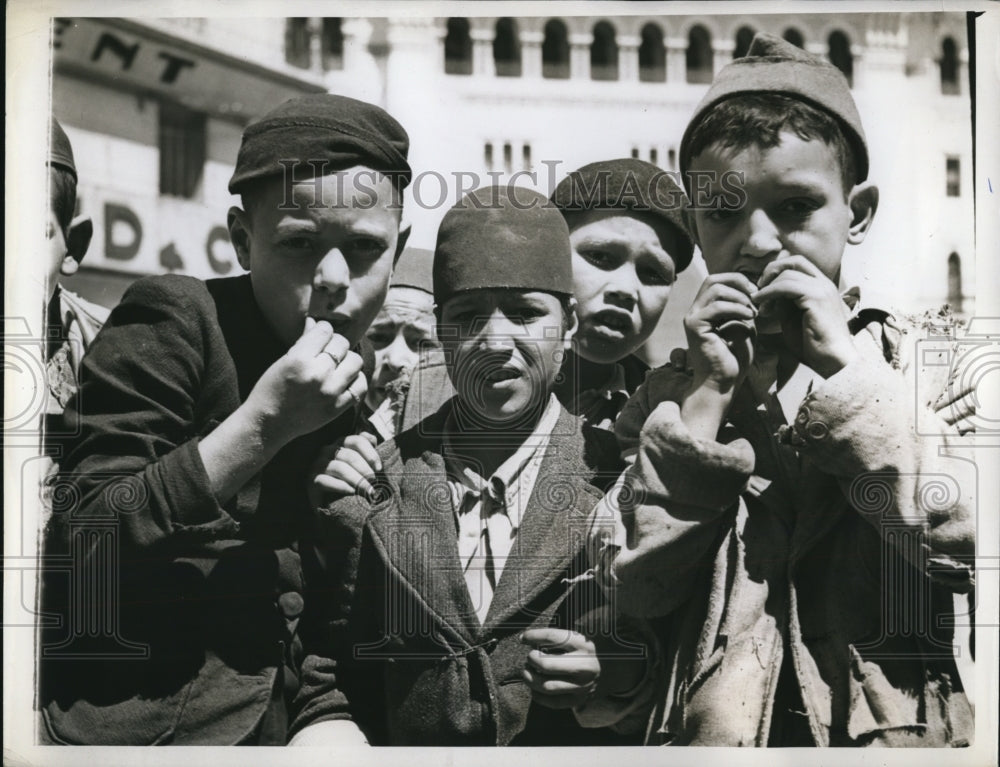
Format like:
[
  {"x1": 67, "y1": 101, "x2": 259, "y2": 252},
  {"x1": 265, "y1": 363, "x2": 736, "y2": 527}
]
[
  {"x1": 38, "y1": 274, "x2": 357, "y2": 745},
  {"x1": 290, "y1": 402, "x2": 638, "y2": 745}
]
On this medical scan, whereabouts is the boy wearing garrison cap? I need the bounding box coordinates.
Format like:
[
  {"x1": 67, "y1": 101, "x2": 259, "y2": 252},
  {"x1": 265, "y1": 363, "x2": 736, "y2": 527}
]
[
  {"x1": 37, "y1": 94, "x2": 411, "y2": 745},
  {"x1": 290, "y1": 186, "x2": 646, "y2": 746},
  {"x1": 606, "y1": 33, "x2": 975, "y2": 746}
]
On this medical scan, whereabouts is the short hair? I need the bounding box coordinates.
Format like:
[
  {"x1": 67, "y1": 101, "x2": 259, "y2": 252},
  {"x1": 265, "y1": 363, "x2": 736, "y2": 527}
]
[
  {"x1": 49, "y1": 165, "x2": 77, "y2": 236},
  {"x1": 684, "y1": 93, "x2": 858, "y2": 196}
]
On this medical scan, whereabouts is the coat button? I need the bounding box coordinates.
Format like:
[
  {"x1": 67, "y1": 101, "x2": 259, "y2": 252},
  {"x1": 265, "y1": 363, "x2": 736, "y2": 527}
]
[{"x1": 278, "y1": 591, "x2": 304, "y2": 619}]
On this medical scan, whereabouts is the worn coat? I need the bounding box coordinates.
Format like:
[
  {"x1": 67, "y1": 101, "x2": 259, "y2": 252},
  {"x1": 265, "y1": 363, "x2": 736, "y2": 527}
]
[
  {"x1": 290, "y1": 402, "x2": 639, "y2": 746},
  {"x1": 38, "y1": 274, "x2": 358, "y2": 745},
  {"x1": 611, "y1": 311, "x2": 976, "y2": 746}
]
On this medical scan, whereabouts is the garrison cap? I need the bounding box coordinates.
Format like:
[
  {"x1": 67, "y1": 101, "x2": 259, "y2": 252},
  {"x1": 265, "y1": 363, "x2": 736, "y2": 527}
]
[
  {"x1": 680, "y1": 32, "x2": 868, "y2": 185},
  {"x1": 552, "y1": 158, "x2": 695, "y2": 272},
  {"x1": 228, "y1": 93, "x2": 411, "y2": 195},
  {"x1": 49, "y1": 117, "x2": 76, "y2": 180},
  {"x1": 434, "y1": 186, "x2": 573, "y2": 305},
  {"x1": 390, "y1": 247, "x2": 435, "y2": 296}
]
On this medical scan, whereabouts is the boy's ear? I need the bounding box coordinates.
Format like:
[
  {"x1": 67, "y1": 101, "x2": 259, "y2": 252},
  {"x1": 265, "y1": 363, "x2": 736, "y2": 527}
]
[
  {"x1": 63, "y1": 216, "x2": 93, "y2": 269},
  {"x1": 228, "y1": 207, "x2": 253, "y2": 271},
  {"x1": 393, "y1": 225, "x2": 412, "y2": 265},
  {"x1": 846, "y1": 183, "x2": 879, "y2": 245}
]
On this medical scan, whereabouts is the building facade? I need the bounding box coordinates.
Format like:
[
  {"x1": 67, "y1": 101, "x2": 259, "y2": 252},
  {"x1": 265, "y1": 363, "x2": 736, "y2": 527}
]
[{"x1": 53, "y1": 12, "x2": 974, "y2": 359}]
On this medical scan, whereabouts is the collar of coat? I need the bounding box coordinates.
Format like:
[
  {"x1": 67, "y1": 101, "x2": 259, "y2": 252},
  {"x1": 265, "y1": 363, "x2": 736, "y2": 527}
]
[{"x1": 361, "y1": 398, "x2": 606, "y2": 641}]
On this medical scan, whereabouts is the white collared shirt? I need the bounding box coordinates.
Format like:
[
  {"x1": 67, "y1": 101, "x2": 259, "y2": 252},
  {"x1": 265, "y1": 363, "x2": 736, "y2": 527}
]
[{"x1": 443, "y1": 394, "x2": 563, "y2": 623}]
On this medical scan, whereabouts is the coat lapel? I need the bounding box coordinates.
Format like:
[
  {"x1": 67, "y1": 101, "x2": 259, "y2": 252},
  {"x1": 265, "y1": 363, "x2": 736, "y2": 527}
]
[
  {"x1": 483, "y1": 409, "x2": 600, "y2": 630},
  {"x1": 365, "y1": 411, "x2": 481, "y2": 644}
]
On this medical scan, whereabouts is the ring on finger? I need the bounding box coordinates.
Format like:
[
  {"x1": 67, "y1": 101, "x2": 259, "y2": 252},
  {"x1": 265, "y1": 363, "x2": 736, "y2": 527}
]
[{"x1": 321, "y1": 349, "x2": 343, "y2": 365}]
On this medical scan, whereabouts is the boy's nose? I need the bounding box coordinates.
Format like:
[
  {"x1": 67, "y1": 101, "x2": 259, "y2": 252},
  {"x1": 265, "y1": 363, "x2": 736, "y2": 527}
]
[
  {"x1": 604, "y1": 264, "x2": 639, "y2": 311},
  {"x1": 477, "y1": 311, "x2": 518, "y2": 350},
  {"x1": 313, "y1": 249, "x2": 350, "y2": 292},
  {"x1": 741, "y1": 210, "x2": 782, "y2": 260},
  {"x1": 383, "y1": 336, "x2": 411, "y2": 373}
]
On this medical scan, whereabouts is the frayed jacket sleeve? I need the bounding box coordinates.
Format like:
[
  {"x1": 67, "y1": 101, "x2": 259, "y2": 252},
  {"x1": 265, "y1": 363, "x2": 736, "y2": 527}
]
[
  {"x1": 57, "y1": 275, "x2": 242, "y2": 548},
  {"x1": 612, "y1": 393, "x2": 756, "y2": 618},
  {"x1": 780, "y1": 316, "x2": 976, "y2": 590}
]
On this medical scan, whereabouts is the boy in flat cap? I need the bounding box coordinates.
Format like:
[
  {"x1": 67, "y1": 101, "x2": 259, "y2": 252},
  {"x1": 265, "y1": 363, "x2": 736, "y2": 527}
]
[
  {"x1": 606, "y1": 32, "x2": 975, "y2": 746},
  {"x1": 290, "y1": 186, "x2": 646, "y2": 746},
  {"x1": 37, "y1": 94, "x2": 411, "y2": 745}
]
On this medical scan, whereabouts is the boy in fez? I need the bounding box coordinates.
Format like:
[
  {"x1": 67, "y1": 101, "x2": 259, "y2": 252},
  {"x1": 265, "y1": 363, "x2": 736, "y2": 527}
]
[
  {"x1": 395, "y1": 159, "x2": 694, "y2": 438},
  {"x1": 605, "y1": 33, "x2": 975, "y2": 746},
  {"x1": 37, "y1": 94, "x2": 410, "y2": 745},
  {"x1": 290, "y1": 186, "x2": 648, "y2": 746}
]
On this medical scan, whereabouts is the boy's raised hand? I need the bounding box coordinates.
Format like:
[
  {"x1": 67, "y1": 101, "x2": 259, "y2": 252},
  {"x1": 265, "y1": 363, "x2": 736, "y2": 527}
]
[
  {"x1": 521, "y1": 628, "x2": 600, "y2": 709},
  {"x1": 684, "y1": 273, "x2": 758, "y2": 394},
  {"x1": 245, "y1": 318, "x2": 368, "y2": 446},
  {"x1": 753, "y1": 255, "x2": 857, "y2": 378},
  {"x1": 310, "y1": 432, "x2": 382, "y2": 507}
]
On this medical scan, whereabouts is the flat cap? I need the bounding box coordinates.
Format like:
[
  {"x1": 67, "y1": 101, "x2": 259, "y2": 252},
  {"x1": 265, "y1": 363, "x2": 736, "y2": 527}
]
[
  {"x1": 434, "y1": 186, "x2": 573, "y2": 305},
  {"x1": 680, "y1": 32, "x2": 868, "y2": 184},
  {"x1": 49, "y1": 117, "x2": 76, "y2": 180},
  {"x1": 390, "y1": 247, "x2": 435, "y2": 295},
  {"x1": 229, "y1": 93, "x2": 411, "y2": 195},
  {"x1": 551, "y1": 158, "x2": 695, "y2": 272}
]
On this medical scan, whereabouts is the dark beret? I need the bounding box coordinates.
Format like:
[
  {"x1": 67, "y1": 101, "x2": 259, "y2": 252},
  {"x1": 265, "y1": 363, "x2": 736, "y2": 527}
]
[
  {"x1": 390, "y1": 247, "x2": 434, "y2": 295},
  {"x1": 680, "y1": 32, "x2": 868, "y2": 184},
  {"x1": 228, "y1": 93, "x2": 411, "y2": 195},
  {"x1": 434, "y1": 186, "x2": 573, "y2": 305},
  {"x1": 49, "y1": 117, "x2": 76, "y2": 180},
  {"x1": 551, "y1": 158, "x2": 695, "y2": 273}
]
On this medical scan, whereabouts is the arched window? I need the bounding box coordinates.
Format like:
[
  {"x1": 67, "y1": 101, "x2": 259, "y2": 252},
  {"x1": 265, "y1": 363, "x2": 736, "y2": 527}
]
[
  {"x1": 322, "y1": 18, "x2": 343, "y2": 71},
  {"x1": 591, "y1": 21, "x2": 619, "y2": 81},
  {"x1": 494, "y1": 18, "x2": 521, "y2": 77},
  {"x1": 542, "y1": 19, "x2": 570, "y2": 79},
  {"x1": 828, "y1": 30, "x2": 853, "y2": 86},
  {"x1": 947, "y1": 253, "x2": 963, "y2": 312},
  {"x1": 686, "y1": 25, "x2": 713, "y2": 84},
  {"x1": 783, "y1": 27, "x2": 805, "y2": 49},
  {"x1": 285, "y1": 18, "x2": 311, "y2": 69},
  {"x1": 639, "y1": 23, "x2": 666, "y2": 82},
  {"x1": 444, "y1": 18, "x2": 472, "y2": 75},
  {"x1": 734, "y1": 26, "x2": 756, "y2": 59},
  {"x1": 941, "y1": 37, "x2": 959, "y2": 95}
]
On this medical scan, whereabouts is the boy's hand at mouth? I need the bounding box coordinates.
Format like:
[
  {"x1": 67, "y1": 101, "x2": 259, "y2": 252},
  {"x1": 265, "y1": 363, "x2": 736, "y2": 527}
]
[{"x1": 752, "y1": 255, "x2": 857, "y2": 378}]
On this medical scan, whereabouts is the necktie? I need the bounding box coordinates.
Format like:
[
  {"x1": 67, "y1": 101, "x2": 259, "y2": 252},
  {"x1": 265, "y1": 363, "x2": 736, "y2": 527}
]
[{"x1": 459, "y1": 490, "x2": 506, "y2": 624}]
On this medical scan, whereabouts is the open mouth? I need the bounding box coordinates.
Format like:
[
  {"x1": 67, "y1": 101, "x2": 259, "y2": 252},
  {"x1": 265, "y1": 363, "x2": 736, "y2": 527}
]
[
  {"x1": 737, "y1": 268, "x2": 763, "y2": 285},
  {"x1": 484, "y1": 367, "x2": 522, "y2": 384},
  {"x1": 592, "y1": 309, "x2": 633, "y2": 334}
]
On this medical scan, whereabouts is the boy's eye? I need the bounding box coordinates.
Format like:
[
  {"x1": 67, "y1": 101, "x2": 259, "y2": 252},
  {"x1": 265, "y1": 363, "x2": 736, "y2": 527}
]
[
  {"x1": 638, "y1": 266, "x2": 674, "y2": 287},
  {"x1": 347, "y1": 238, "x2": 387, "y2": 260},
  {"x1": 704, "y1": 205, "x2": 740, "y2": 223},
  {"x1": 779, "y1": 198, "x2": 819, "y2": 217},
  {"x1": 281, "y1": 236, "x2": 314, "y2": 251},
  {"x1": 366, "y1": 330, "x2": 392, "y2": 349},
  {"x1": 579, "y1": 249, "x2": 616, "y2": 269}
]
